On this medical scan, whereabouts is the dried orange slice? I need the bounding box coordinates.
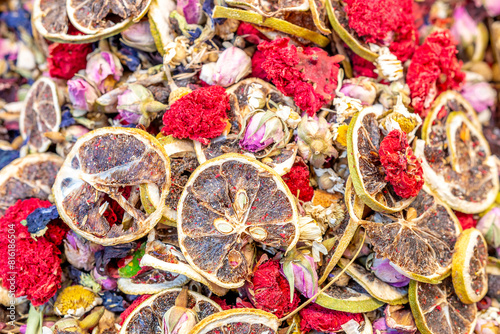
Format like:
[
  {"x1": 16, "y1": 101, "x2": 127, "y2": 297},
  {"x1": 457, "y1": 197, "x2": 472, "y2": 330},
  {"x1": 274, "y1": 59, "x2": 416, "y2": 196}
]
[
  {"x1": 452, "y1": 228, "x2": 489, "y2": 304},
  {"x1": 190, "y1": 309, "x2": 279, "y2": 334},
  {"x1": 0, "y1": 153, "x2": 63, "y2": 215},
  {"x1": 409, "y1": 277, "x2": 477, "y2": 334},
  {"x1": 347, "y1": 106, "x2": 415, "y2": 213},
  {"x1": 361, "y1": 186, "x2": 461, "y2": 284},
  {"x1": 120, "y1": 288, "x2": 222, "y2": 334},
  {"x1": 20, "y1": 77, "x2": 61, "y2": 153},
  {"x1": 66, "y1": 0, "x2": 151, "y2": 36},
  {"x1": 32, "y1": 0, "x2": 126, "y2": 43},
  {"x1": 177, "y1": 153, "x2": 299, "y2": 289},
  {"x1": 53, "y1": 127, "x2": 171, "y2": 245},
  {"x1": 415, "y1": 91, "x2": 498, "y2": 214}
]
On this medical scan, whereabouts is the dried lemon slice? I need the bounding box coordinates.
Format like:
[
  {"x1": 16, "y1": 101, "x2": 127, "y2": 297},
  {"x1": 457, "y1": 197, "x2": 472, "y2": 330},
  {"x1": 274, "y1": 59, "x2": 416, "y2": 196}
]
[
  {"x1": 66, "y1": 0, "x2": 151, "y2": 36},
  {"x1": 53, "y1": 127, "x2": 171, "y2": 246},
  {"x1": 32, "y1": 0, "x2": 127, "y2": 43},
  {"x1": 338, "y1": 258, "x2": 408, "y2": 305},
  {"x1": 120, "y1": 288, "x2": 222, "y2": 334},
  {"x1": 117, "y1": 269, "x2": 190, "y2": 295},
  {"x1": 0, "y1": 153, "x2": 63, "y2": 215},
  {"x1": 409, "y1": 277, "x2": 477, "y2": 334},
  {"x1": 345, "y1": 176, "x2": 365, "y2": 224},
  {"x1": 316, "y1": 280, "x2": 384, "y2": 313},
  {"x1": 190, "y1": 309, "x2": 279, "y2": 334},
  {"x1": 20, "y1": 77, "x2": 61, "y2": 153},
  {"x1": 452, "y1": 228, "x2": 489, "y2": 304},
  {"x1": 347, "y1": 106, "x2": 415, "y2": 213},
  {"x1": 177, "y1": 153, "x2": 299, "y2": 289},
  {"x1": 415, "y1": 91, "x2": 498, "y2": 214},
  {"x1": 361, "y1": 186, "x2": 461, "y2": 284}
]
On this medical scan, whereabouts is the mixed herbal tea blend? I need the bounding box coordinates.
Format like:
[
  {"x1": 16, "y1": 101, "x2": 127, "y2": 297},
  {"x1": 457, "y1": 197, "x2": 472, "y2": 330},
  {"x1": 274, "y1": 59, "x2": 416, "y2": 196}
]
[{"x1": 1, "y1": 0, "x2": 500, "y2": 333}]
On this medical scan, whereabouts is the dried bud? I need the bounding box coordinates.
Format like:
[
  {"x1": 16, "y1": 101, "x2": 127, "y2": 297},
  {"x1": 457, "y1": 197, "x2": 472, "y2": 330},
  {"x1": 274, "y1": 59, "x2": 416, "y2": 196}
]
[
  {"x1": 477, "y1": 208, "x2": 500, "y2": 248},
  {"x1": 239, "y1": 111, "x2": 285, "y2": 153},
  {"x1": 373, "y1": 47, "x2": 403, "y2": 82},
  {"x1": 64, "y1": 231, "x2": 97, "y2": 271},
  {"x1": 199, "y1": 62, "x2": 216, "y2": 85},
  {"x1": 164, "y1": 37, "x2": 190, "y2": 66},
  {"x1": 85, "y1": 52, "x2": 123, "y2": 93},
  {"x1": 68, "y1": 77, "x2": 99, "y2": 112},
  {"x1": 163, "y1": 289, "x2": 198, "y2": 334},
  {"x1": 475, "y1": 318, "x2": 499, "y2": 334},
  {"x1": 121, "y1": 21, "x2": 157, "y2": 52},
  {"x1": 276, "y1": 104, "x2": 300, "y2": 129},
  {"x1": 297, "y1": 115, "x2": 337, "y2": 168},
  {"x1": 451, "y1": 7, "x2": 477, "y2": 47},
  {"x1": 369, "y1": 256, "x2": 410, "y2": 287},
  {"x1": 213, "y1": 47, "x2": 252, "y2": 87},
  {"x1": 117, "y1": 84, "x2": 166, "y2": 126},
  {"x1": 461, "y1": 81, "x2": 497, "y2": 114},
  {"x1": 177, "y1": 0, "x2": 203, "y2": 24},
  {"x1": 281, "y1": 250, "x2": 319, "y2": 300},
  {"x1": 339, "y1": 78, "x2": 377, "y2": 106},
  {"x1": 480, "y1": 0, "x2": 500, "y2": 17},
  {"x1": 247, "y1": 83, "x2": 266, "y2": 110}
]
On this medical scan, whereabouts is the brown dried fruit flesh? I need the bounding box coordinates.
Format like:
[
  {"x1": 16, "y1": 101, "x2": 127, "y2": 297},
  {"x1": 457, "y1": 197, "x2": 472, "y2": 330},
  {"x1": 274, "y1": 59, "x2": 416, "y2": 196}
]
[
  {"x1": 120, "y1": 288, "x2": 222, "y2": 334},
  {"x1": 361, "y1": 186, "x2": 461, "y2": 283},
  {"x1": 347, "y1": 106, "x2": 415, "y2": 213},
  {"x1": 53, "y1": 127, "x2": 171, "y2": 245},
  {"x1": 20, "y1": 77, "x2": 61, "y2": 153},
  {"x1": 415, "y1": 91, "x2": 498, "y2": 214},
  {"x1": 409, "y1": 277, "x2": 477, "y2": 334},
  {"x1": 66, "y1": 0, "x2": 151, "y2": 36},
  {"x1": 189, "y1": 309, "x2": 279, "y2": 334},
  {"x1": 177, "y1": 153, "x2": 299, "y2": 288},
  {"x1": 0, "y1": 153, "x2": 63, "y2": 215}
]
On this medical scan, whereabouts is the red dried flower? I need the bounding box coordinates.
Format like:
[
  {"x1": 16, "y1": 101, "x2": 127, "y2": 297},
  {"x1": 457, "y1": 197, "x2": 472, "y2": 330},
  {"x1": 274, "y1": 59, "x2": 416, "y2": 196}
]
[
  {"x1": 247, "y1": 259, "x2": 300, "y2": 318},
  {"x1": 282, "y1": 161, "x2": 314, "y2": 202},
  {"x1": 258, "y1": 38, "x2": 343, "y2": 116},
  {"x1": 344, "y1": 0, "x2": 417, "y2": 61},
  {"x1": 454, "y1": 212, "x2": 477, "y2": 230},
  {"x1": 299, "y1": 303, "x2": 364, "y2": 332},
  {"x1": 237, "y1": 23, "x2": 269, "y2": 45},
  {"x1": 0, "y1": 199, "x2": 62, "y2": 306},
  {"x1": 407, "y1": 30, "x2": 465, "y2": 117},
  {"x1": 379, "y1": 130, "x2": 424, "y2": 198},
  {"x1": 45, "y1": 219, "x2": 69, "y2": 246},
  {"x1": 251, "y1": 50, "x2": 268, "y2": 81},
  {"x1": 119, "y1": 294, "x2": 152, "y2": 325},
  {"x1": 351, "y1": 53, "x2": 377, "y2": 79},
  {"x1": 161, "y1": 86, "x2": 230, "y2": 145},
  {"x1": 47, "y1": 43, "x2": 93, "y2": 80}
]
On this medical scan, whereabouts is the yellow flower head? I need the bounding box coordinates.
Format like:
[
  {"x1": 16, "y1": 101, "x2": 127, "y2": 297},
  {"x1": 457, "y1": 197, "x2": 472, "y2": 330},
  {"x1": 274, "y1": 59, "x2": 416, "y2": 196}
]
[
  {"x1": 54, "y1": 285, "x2": 102, "y2": 317},
  {"x1": 335, "y1": 124, "x2": 349, "y2": 147}
]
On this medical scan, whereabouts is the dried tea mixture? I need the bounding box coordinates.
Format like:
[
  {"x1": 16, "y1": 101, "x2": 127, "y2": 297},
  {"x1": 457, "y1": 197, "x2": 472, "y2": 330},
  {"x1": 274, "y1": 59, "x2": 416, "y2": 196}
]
[{"x1": 1, "y1": 1, "x2": 500, "y2": 334}]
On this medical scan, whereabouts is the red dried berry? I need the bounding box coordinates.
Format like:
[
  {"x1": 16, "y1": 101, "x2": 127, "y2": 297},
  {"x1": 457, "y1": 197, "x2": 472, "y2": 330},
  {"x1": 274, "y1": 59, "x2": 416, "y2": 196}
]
[
  {"x1": 407, "y1": 30, "x2": 465, "y2": 117},
  {"x1": 379, "y1": 130, "x2": 424, "y2": 198},
  {"x1": 161, "y1": 86, "x2": 230, "y2": 145}
]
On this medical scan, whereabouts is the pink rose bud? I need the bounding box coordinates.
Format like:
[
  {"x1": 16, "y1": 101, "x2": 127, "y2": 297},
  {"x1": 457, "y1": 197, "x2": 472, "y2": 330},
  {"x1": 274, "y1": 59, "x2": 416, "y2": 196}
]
[
  {"x1": 339, "y1": 78, "x2": 377, "y2": 105},
  {"x1": 371, "y1": 256, "x2": 410, "y2": 287},
  {"x1": 461, "y1": 81, "x2": 497, "y2": 113},
  {"x1": 213, "y1": 47, "x2": 252, "y2": 87},
  {"x1": 481, "y1": 0, "x2": 500, "y2": 17},
  {"x1": 239, "y1": 111, "x2": 284, "y2": 153},
  {"x1": 121, "y1": 21, "x2": 157, "y2": 52},
  {"x1": 176, "y1": 0, "x2": 203, "y2": 24},
  {"x1": 477, "y1": 207, "x2": 500, "y2": 248},
  {"x1": 68, "y1": 77, "x2": 99, "y2": 111},
  {"x1": 451, "y1": 7, "x2": 478, "y2": 46},
  {"x1": 281, "y1": 250, "x2": 319, "y2": 300},
  {"x1": 86, "y1": 51, "x2": 123, "y2": 93}
]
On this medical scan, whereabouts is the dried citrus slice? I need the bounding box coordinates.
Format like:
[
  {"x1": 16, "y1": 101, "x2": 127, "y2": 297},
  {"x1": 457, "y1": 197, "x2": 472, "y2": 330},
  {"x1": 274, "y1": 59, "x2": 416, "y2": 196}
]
[
  {"x1": 309, "y1": 0, "x2": 331, "y2": 35},
  {"x1": 409, "y1": 277, "x2": 477, "y2": 334},
  {"x1": 347, "y1": 106, "x2": 415, "y2": 213},
  {"x1": 32, "y1": 0, "x2": 127, "y2": 43},
  {"x1": 361, "y1": 186, "x2": 461, "y2": 284},
  {"x1": 53, "y1": 127, "x2": 171, "y2": 245},
  {"x1": 452, "y1": 228, "x2": 488, "y2": 304},
  {"x1": 117, "y1": 269, "x2": 190, "y2": 295},
  {"x1": 190, "y1": 309, "x2": 279, "y2": 334},
  {"x1": 213, "y1": 6, "x2": 330, "y2": 47},
  {"x1": 0, "y1": 153, "x2": 63, "y2": 215},
  {"x1": 316, "y1": 280, "x2": 385, "y2": 313},
  {"x1": 224, "y1": 0, "x2": 310, "y2": 17},
  {"x1": 139, "y1": 226, "x2": 229, "y2": 296},
  {"x1": 415, "y1": 91, "x2": 498, "y2": 214},
  {"x1": 338, "y1": 258, "x2": 408, "y2": 305},
  {"x1": 20, "y1": 77, "x2": 61, "y2": 153},
  {"x1": 66, "y1": 0, "x2": 151, "y2": 36},
  {"x1": 345, "y1": 176, "x2": 365, "y2": 224},
  {"x1": 177, "y1": 153, "x2": 299, "y2": 289},
  {"x1": 141, "y1": 137, "x2": 199, "y2": 225},
  {"x1": 120, "y1": 288, "x2": 222, "y2": 334}
]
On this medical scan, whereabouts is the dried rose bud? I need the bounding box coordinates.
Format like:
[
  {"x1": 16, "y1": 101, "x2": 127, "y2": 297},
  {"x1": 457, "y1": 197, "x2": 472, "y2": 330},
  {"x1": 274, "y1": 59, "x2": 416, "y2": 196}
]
[
  {"x1": 451, "y1": 7, "x2": 477, "y2": 47},
  {"x1": 461, "y1": 81, "x2": 497, "y2": 114},
  {"x1": 239, "y1": 111, "x2": 285, "y2": 153},
  {"x1": 163, "y1": 288, "x2": 198, "y2": 334},
  {"x1": 117, "y1": 84, "x2": 166, "y2": 126},
  {"x1": 92, "y1": 268, "x2": 117, "y2": 291},
  {"x1": 64, "y1": 231, "x2": 97, "y2": 271},
  {"x1": 86, "y1": 51, "x2": 123, "y2": 93},
  {"x1": 213, "y1": 47, "x2": 252, "y2": 87},
  {"x1": 297, "y1": 115, "x2": 337, "y2": 168},
  {"x1": 477, "y1": 207, "x2": 500, "y2": 248},
  {"x1": 475, "y1": 318, "x2": 499, "y2": 334},
  {"x1": 339, "y1": 78, "x2": 377, "y2": 106},
  {"x1": 68, "y1": 77, "x2": 99, "y2": 112},
  {"x1": 281, "y1": 250, "x2": 319, "y2": 299},
  {"x1": 199, "y1": 62, "x2": 216, "y2": 85},
  {"x1": 370, "y1": 256, "x2": 410, "y2": 287},
  {"x1": 481, "y1": 0, "x2": 500, "y2": 17},
  {"x1": 121, "y1": 21, "x2": 157, "y2": 52},
  {"x1": 176, "y1": 0, "x2": 203, "y2": 24}
]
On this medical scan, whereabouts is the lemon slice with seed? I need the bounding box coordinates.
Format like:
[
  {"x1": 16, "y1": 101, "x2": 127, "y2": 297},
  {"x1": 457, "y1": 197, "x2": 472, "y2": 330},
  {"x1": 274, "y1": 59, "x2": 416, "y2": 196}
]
[
  {"x1": 177, "y1": 153, "x2": 299, "y2": 289},
  {"x1": 0, "y1": 153, "x2": 63, "y2": 215},
  {"x1": 190, "y1": 309, "x2": 279, "y2": 334},
  {"x1": 414, "y1": 91, "x2": 498, "y2": 214},
  {"x1": 120, "y1": 288, "x2": 222, "y2": 334},
  {"x1": 338, "y1": 258, "x2": 408, "y2": 305},
  {"x1": 53, "y1": 127, "x2": 171, "y2": 246},
  {"x1": 347, "y1": 106, "x2": 415, "y2": 213},
  {"x1": 117, "y1": 270, "x2": 190, "y2": 295},
  {"x1": 316, "y1": 280, "x2": 385, "y2": 313},
  {"x1": 409, "y1": 277, "x2": 477, "y2": 334},
  {"x1": 452, "y1": 228, "x2": 489, "y2": 304},
  {"x1": 20, "y1": 77, "x2": 61, "y2": 153},
  {"x1": 361, "y1": 186, "x2": 461, "y2": 284}
]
